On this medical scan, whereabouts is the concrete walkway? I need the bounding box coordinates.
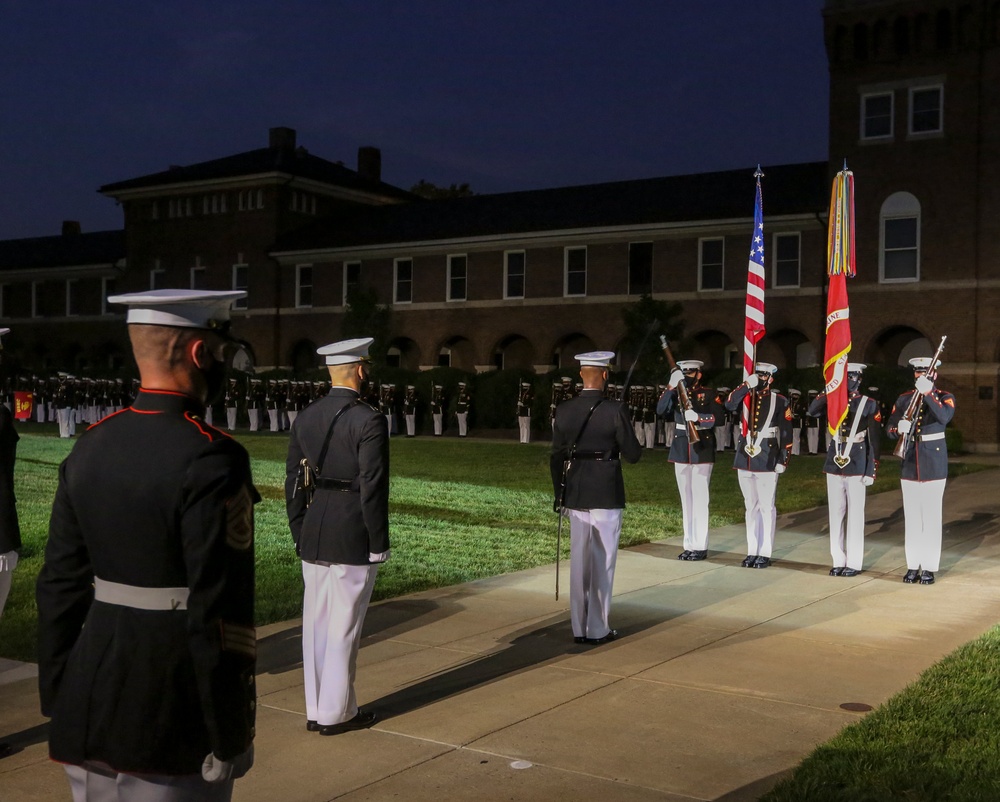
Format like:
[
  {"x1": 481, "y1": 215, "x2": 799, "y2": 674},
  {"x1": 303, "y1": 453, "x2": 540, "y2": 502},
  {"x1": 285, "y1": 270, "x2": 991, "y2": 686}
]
[{"x1": 2, "y1": 463, "x2": 999, "y2": 801}]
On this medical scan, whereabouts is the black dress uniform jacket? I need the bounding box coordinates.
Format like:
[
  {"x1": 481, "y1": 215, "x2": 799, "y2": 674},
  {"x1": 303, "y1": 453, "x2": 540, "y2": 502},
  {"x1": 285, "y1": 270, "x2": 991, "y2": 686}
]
[
  {"x1": 550, "y1": 389, "x2": 642, "y2": 510},
  {"x1": 36, "y1": 389, "x2": 258, "y2": 775},
  {"x1": 725, "y1": 386, "x2": 793, "y2": 471},
  {"x1": 285, "y1": 387, "x2": 390, "y2": 564},
  {"x1": 656, "y1": 384, "x2": 724, "y2": 464},
  {"x1": 886, "y1": 387, "x2": 955, "y2": 481},
  {"x1": 0, "y1": 403, "x2": 20, "y2": 554},
  {"x1": 808, "y1": 391, "x2": 882, "y2": 477}
]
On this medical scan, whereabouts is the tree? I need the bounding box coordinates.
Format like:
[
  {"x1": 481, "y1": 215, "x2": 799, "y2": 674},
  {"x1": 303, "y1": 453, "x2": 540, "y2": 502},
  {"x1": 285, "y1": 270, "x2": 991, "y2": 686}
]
[
  {"x1": 342, "y1": 287, "x2": 392, "y2": 367},
  {"x1": 409, "y1": 180, "x2": 475, "y2": 199},
  {"x1": 618, "y1": 294, "x2": 685, "y2": 383}
]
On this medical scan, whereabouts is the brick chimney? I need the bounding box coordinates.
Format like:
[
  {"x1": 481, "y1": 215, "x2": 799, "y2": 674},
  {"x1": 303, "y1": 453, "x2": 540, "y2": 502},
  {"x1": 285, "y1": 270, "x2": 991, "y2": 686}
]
[
  {"x1": 357, "y1": 146, "x2": 382, "y2": 182},
  {"x1": 61, "y1": 220, "x2": 81, "y2": 236},
  {"x1": 269, "y1": 127, "x2": 297, "y2": 150}
]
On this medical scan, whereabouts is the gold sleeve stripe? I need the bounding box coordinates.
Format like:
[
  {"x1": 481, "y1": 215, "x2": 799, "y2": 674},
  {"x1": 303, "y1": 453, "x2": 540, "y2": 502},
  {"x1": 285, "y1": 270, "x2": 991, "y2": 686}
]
[
  {"x1": 226, "y1": 484, "x2": 254, "y2": 551},
  {"x1": 221, "y1": 622, "x2": 257, "y2": 659}
]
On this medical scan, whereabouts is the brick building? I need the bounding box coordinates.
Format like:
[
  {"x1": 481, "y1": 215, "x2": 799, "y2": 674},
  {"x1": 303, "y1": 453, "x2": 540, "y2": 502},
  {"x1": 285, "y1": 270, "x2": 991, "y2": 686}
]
[{"x1": 1, "y1": 0, "x2": 998, "y2": 449}]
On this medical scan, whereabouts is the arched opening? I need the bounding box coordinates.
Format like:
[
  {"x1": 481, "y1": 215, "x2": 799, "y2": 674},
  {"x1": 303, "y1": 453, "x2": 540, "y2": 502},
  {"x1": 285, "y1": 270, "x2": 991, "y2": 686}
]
[
  {"x1": 386, "y1": 337, "x2": 421, "y2": 370},
  {"x1": 493, "y1": 334, "x2": 535, "y2": 371},
  {"x1": 869, "y1": 326, "x2": 931, "y2": 367},
  {"x1": 690, "y1": 330, "x2": 734, "y2": 371},
  {"x1": 289, "y1": 339, "x2": 318, "y2": 376},
  {"x1": 550, "y1": 333, "x2": 597, "y2": 371},
  {"x1": 762, "y1": 329, "x2": 814, "y2": 370},
  {"x1": 438, "y1": 336, "x2": 475, "y2": 370}
]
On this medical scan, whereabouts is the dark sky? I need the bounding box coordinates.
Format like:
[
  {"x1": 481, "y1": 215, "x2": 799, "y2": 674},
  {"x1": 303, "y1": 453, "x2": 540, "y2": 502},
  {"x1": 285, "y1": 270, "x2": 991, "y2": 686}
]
[{"x1": 0, "y1": 0, "x2": 830, "y2": 240}]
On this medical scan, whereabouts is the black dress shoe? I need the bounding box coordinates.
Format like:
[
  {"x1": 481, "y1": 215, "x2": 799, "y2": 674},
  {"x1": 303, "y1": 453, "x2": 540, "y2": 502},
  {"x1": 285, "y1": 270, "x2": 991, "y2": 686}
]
[
  {"x1": 319, "y1": 710, "x2": 378, "y2": 736},
  {"x1": 752, "y1": 556, "x2": 771, "y2": 569},
  {"x1": 840, "y1": 568, "x2": 860, "y2": 577},
  {"x1": 685, "y1": 550, "x2": 708, "y2": 561},
  {"x1": 677, "y1": 550, "x2": 692, "y2": 560},
  {"x1": 829, "y1": 567, "x2": 844, "y2": 576},
  {"x1": 306, "y1": 719, "x2": 320, "y2": 732},
  {"x1": 903, "y1": 569, "x2": 920, "y2": 583},
  {"x1": 573, "y1": 636, "x2": 587, "y2": 644},
  {"x1": 919, "y1": 570, "x2": 935, "y2": 585},
  {"x1": 742, "y1": 555, "x2": 756, "y2": 567},
  {"x1": 585, "y1": 630, "x2": 618, "y2": 644}
]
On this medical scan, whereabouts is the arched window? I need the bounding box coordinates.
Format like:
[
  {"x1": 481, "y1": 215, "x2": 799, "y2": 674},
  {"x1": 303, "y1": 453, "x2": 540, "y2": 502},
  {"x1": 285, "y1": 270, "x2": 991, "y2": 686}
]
[{"x1": 880, "y1": 192, "x2": 921, "y2": 282}]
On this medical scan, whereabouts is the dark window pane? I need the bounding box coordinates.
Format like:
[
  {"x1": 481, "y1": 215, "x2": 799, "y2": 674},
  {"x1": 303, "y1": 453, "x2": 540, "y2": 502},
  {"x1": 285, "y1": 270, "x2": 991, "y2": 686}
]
[
  {"x1": 628, "y1": 242, "x2": 653, "y2": 294},
  {"x1": 884, "y1": 217, "x2": 917, "y2": 249}
]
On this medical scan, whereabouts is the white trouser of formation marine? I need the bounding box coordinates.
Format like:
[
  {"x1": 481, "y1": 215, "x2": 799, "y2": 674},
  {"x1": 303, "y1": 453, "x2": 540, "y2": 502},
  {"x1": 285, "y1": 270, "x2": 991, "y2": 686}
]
[
  {"x1": 226, "y1": 407, "x2": 237, "y2": 430},
  {"x1": 248, "y1": 409, "x2": 260, "y2": 431},
  {"x1": 826, "y1": 474, "x2": 867, "y2": 570},
  {"x1": 806, "y1": 427, "x2": 819, "y2": 454},
  {"x1": 456, "y1": 412, "x2": 468, "y2": 436},
  {"x1": 901, "y1": 478, "x2": 946, "y2": 572},
  {"x1": 567, "y1": 508, "x2": 621, "y2": 641},
  {"x1": 433, "y1": 412, "x2": 443, "y2": 435},
  {"x1": 674, "y1": 463, "x2": 713, "y2": 552},
  {"x1": 405, "y1": 413, "x2": 415, "y2": 436},
  {"x1": 518, "y1": 415, "x2": 530, "y2": 444},
  {"x1": 737, "y1": 469, "x2": 779, "y2": 558},
  {"x1": 301, "y1": 561, "x2": 379, "y2": 727},
  {"x1": 643, "y1": 422, "x2": 655, "y2": 449}
]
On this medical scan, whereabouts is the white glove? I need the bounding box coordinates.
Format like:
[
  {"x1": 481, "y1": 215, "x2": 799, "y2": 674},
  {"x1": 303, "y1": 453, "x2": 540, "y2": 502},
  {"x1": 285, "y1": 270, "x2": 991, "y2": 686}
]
[
  {"x1": 896, "y1": 419, "x2": 912, "y2": 435},
  {"x1": 862, "y1": 476, "x2": 875, "y2": 486},
  {"x1": 774, "y1": 463, "x2": 786, "y2": 474},
  {"x1": 369, "y1": 550, "x2": 391, "y2": 564},
  {"x1": 668, "y1": 369, "x2": 684, "y2": 389},
  {"x1": 745, "y1": 373, "x2": 760, "y2": 389},
  {"x1": 915, "y1": 375, "x2": 934, "y2": 394},
  {"x1": 202, "y1": 746, "x2": 253, "y2": 782},
  {"x1": 0, "y1": 550, "x2": 18, "y2": 572},
  {"x1": 683, "y1": 408, "x2": 699, "y2": 423}
]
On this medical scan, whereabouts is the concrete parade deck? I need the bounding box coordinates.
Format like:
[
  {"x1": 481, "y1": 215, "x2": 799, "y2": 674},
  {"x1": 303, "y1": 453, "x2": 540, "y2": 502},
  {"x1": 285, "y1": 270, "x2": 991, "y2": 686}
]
[{"x1": 2, "y1": 462, "x2": 999, "y2": 801}]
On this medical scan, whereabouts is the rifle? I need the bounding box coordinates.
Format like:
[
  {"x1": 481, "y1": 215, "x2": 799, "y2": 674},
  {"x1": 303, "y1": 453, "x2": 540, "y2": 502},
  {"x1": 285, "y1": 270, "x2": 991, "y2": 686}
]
[
  {"x1": 659, "y1": 336, "x2": 700, "y2": 443},
  {"x1": 893, "y1": 335, "x2": 947, "y2": 459}
]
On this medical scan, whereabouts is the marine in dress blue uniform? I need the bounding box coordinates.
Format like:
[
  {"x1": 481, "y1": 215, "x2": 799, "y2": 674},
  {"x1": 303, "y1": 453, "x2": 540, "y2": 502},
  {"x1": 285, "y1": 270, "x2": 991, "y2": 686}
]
[
  {"x1": 886, "y1": 356, "x2": 956, "y2": 584},
  {"x1": 656, "y1": 360, "x2": 725, "y2": 561},
  {"x1": 285, "y1": 337, "x2": 390, "y2": 735},
  {"x1": 725, "y1": 363, "x2": 793, "y2": 568},
  {"x1": 550, "y1": 351, "x2": 642, "y2": 643},
  {"x1": 36, "y1": 290, "x2": 258, "y2": 801},
  {"x1": 807, "y1": 363, "x2": 882, "y2": 576}
]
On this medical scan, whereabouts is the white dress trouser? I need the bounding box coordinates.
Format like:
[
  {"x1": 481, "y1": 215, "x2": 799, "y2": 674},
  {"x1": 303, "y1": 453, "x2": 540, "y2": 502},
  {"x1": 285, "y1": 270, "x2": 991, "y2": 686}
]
[
  {"x1": 248, "y1": 409, "x2": 260, "y2": 431},
  {"x1": 65, "y1": 762, "x2": 233, "y2": 802},
  {"x1": 827, "y1": 474, "x2": 867, "y2": 570},
  {"x1": 433, "y1": 413, "x2": 443, "y2": 435},
  {"x1": 226, "y1": 407, "x2": 237, "y2": 430},
  {"x1": 643, "y1": 423, "x2": 655, "y2": 449},
  {"x1": 456, "y1": 412, "x2": 468, "y2": 436},
  {"x1": 301, "y1": 561, "x2": 378, "y2": 726},
  {"x1": 806, "y1": 428, "x2": 819, "y2": 454},
  {"x1": 737, "y1": 469, "x2": 779, "y2": 557},
  {"x1": 405, "y1": 413, "x2": 416, "y2": 436},
  {"x1": 0, "y1": 551, "x2": 17, "y2": 621},
  {"x1": 674, "y1": 463, "x2": 713, "y2": 552},
  {"x1": 568, "y1": 508, "x2": 622, "y2": 640},
  {"x1": 791, "y1": 430, "x2": 801, "y2": 456},
  {"x1": 268, "y1": 409, "x2": 280, "y2": 432},
  {"x1": 902, "y1": 478, "x2": 946, "y2": 572},
  {"x1": 633, "y1": 421, "x2": 644, "y2": 446},
  {"x1": 663, "y1": 422, "x2": 675, "y2": 448},
  {"x1": 518, "y1": 416, "x2": 530, "y2": 443}
]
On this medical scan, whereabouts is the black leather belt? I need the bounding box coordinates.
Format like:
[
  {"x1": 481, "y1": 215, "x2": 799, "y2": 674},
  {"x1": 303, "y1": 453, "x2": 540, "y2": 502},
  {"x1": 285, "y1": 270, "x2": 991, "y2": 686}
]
[
  {"x1": 316, "y1": 477, "x2": 358, "y2": 491},
  {"x1": 572, "y1": 451, "x2": 619, "y2": 461}
]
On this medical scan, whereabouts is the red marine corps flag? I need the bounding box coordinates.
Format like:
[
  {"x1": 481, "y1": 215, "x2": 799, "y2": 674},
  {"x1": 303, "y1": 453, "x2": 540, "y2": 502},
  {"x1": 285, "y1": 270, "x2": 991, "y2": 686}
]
[
  {"x1": 824, "y1": 163, "x2": 856, "y2": 453},
  {"x1": 740, "y1": 166, "x2": 766, "y2": 436}
]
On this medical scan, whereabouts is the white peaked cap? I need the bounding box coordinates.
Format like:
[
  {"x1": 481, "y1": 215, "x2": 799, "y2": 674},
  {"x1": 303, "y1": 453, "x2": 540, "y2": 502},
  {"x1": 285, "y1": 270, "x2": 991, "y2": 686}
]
[
  {"x1": 317, "y1": 337, "x2": 374, "y2": 365},
  {"x1": 107, "y1": 289, "x2": 246, "y2": 329},
  {"x1": 0, "y1": 328, "x2": 9, "y2": 337},
  {"x1": 575, "y1": 350, "x2": 614, "y2": 367},
  {"x1": 755, "y1": 362, "x2": 778, "y2": 375},
  {"x1": 909, "y1": 356, "x2": 940, "y2": 370},
  {"x1": 847, "y1": 362, "x2": 867, "y2": 373},
  {"x1": 677, "y1": 359, "x2": 703, "y2": 371}
]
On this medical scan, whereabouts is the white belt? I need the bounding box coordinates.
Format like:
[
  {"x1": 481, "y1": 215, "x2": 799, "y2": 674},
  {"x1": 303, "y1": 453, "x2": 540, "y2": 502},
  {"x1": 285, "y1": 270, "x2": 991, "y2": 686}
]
[
  {"x1": 94, "y1": 577, "x2": 189, "y2": 611},
  {"x1": 756, "y1": 427, "x2": 777, "y2": 437},
  {"x1": 917, "y1": 432, "x2": 945, "y2": 442},
  {"x1": 834, "y1": 432, "x2": 867, "y2": 444}
]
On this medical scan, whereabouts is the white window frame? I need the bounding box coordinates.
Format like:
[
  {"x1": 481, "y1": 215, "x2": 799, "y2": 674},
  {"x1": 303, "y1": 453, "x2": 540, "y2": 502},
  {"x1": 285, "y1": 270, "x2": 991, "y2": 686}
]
[
  {"x1": 698, "y1": 237, "x2": 725, "y2": 291},
  {"x1": 504, "y1": 250, "x2": 525, "y2": 299},
  {"x1": 447, "y1": 254, "x2": 468, "y2": 302},
  {"x1": 343, "y1": 261, "x2": 361, "y2": 304},
  {"x1": 101, "y1": 277, "x2": 116, "y2": 315},
  {"x1": 232, "y1": 262, "x2": 248, "y2": 309},
  {"x1": 190, "y1": 266, "x2": 206, "y2": 290},
  {"x1": 861, "y1": 91, "x2": 894, "y2": 140},
  {"x1": 564, "y1": 246, "x2": 587, "y2": 297},
  {"x1": 295, "y1": 264, "x2": 314, "y2": 308},
  {"x1": 65, "y1": 278, "x2": 79, "y2": 317},
  {"x1": 394, "y1": 258, "x2": 413, "y2": 305},
  {"x1": 149, "y1": 267, "x2": 166, "y2": 290},
  {"x1": 908, "y1": 84, "x2": 943, "y2": 135},
  {"x1": 879, "y1": 192, "x2": 921, "y2": 283},
  {"x1": 772, "y1": 232, "x2": 801, "y2": 288}
]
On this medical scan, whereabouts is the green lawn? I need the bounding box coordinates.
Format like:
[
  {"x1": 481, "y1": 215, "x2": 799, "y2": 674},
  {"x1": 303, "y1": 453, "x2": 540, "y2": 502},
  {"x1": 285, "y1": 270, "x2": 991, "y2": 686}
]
[{"x1": 0, "y1": 427, "x2": 984, "y2": 664}]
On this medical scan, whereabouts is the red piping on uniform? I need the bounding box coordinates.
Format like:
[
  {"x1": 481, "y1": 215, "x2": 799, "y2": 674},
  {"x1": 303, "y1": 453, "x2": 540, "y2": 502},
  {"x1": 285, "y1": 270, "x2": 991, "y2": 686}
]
[
  {"x1": 86, "y1": 407, "x2": 132, "y2": 430},
  {"x1": 185, "y1": 411, "x2": 220, "y2": 442}
]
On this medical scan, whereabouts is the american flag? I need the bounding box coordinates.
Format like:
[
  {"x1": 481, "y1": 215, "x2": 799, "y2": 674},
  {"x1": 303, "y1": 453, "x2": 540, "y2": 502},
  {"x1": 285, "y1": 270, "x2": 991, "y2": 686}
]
[
  {"x1": 741, "y1": 169, "x2": 766, "y2": 435},
  {"x1": 824, "y1": 167, "x2": 856, "y2": 438}
]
